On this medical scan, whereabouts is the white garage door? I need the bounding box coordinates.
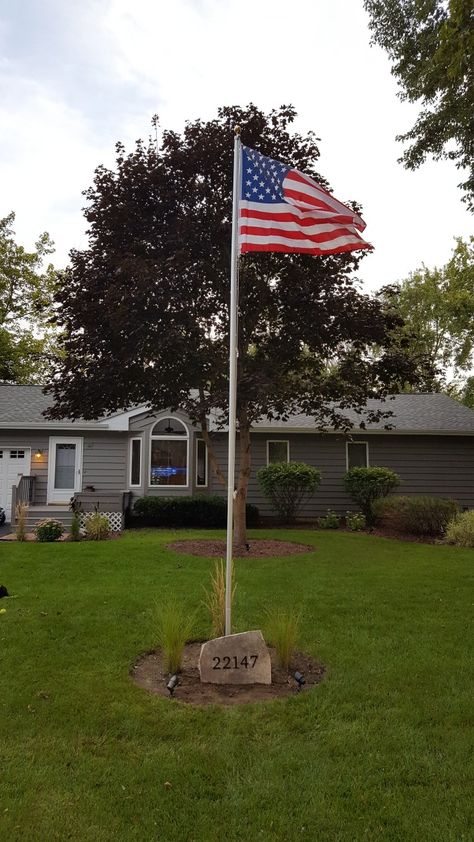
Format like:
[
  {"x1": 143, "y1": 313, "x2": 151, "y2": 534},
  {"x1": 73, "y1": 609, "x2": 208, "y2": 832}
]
[{"x1": 0, "y1": 448, "x2": 31, "y2": 521}]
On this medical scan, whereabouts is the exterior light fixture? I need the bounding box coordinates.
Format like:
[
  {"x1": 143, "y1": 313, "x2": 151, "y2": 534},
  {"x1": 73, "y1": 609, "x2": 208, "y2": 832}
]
[
  {"x1": 34, "y1": 449, "x2": 43, "y2": 459},
  {"x1": 294, "y1": 671, "x2": 305, "y2": 692},
  {"x1": 166, "y1": 674, "x2": 179, "y2": 697}
]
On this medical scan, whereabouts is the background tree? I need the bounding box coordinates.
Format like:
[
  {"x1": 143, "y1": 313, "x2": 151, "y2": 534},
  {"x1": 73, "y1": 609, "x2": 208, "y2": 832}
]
[
  {"x1": 0, "y1": 212, "x2": 58, "y2": 383},
  {"x1": 364, "y1": 0, "x2": 474, "y2": 209},
  {"x1": 378, "y1": 236, "x2": 474, "y2": 392},
  {"x1": 46, "y1": 104, "x2": 420, "y2": 544}
]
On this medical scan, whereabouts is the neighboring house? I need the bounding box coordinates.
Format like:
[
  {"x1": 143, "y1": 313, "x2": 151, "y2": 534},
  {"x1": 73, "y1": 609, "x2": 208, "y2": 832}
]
[{"x1": 2, "y1": 384, "x2": 474, "y2": 526}]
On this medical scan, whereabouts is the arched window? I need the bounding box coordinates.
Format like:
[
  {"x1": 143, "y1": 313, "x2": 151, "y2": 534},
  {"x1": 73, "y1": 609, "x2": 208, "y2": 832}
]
[{"x1": 150, "y1": 417, "x2": 189, "y2": 487}]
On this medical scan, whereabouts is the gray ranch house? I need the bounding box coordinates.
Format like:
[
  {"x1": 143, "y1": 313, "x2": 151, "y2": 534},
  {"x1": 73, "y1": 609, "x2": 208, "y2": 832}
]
[{"x1": 2, "y1": 385, "x2": 474, "y2": 528}]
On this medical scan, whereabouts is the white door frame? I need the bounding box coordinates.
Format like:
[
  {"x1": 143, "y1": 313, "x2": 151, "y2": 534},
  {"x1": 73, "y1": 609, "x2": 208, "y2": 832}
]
[{"x1": 47, "y1": 437, "x2": 83, "y2": 504}]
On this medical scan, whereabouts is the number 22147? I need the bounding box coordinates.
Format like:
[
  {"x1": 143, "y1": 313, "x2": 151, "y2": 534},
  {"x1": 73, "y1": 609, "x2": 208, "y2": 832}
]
[{"x1": 212, "y1": 655, "x2": 258, "y2": 670}]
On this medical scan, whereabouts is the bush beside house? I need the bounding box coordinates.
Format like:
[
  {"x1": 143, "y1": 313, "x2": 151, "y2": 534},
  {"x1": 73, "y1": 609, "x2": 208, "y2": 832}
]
[
  {"x1": 257, "y1": 462, "x2": 321, "y2": 524},
  {"x1": 374, "y1": 495, "x2": 459, "y2": 537},
  {"x1": 344, "y1": 467, "x2": 400, "y2": 527},
  {"x1": 131, "y1": 495, "x2": 260, "y2": 529}
]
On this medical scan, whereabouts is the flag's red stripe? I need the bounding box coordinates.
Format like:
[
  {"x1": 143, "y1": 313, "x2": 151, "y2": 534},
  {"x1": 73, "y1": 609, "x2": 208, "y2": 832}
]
[
  {"x1": 240, "y1": 241, "x2": 372, "y2": 255},
  {"x1": 239, "y1": 224, "x2": 363, "y2": 245},
  {"x1": 284, "y1": 186, "x2": 332, "y2": 210},
  {"x1": 240, "y1": 208, "x2": 357, "y2": 227}
]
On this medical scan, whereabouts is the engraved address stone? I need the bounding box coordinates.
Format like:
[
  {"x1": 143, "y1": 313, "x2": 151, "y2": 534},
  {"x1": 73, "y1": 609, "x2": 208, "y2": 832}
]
[{"x1": 199, "y1": 630, "x2": 271, "y2": 685}]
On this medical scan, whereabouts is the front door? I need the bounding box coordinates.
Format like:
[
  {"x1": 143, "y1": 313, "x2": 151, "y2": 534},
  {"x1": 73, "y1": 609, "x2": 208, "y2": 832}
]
[{"x1": 47, "y1": 437, "x2": 83, "y2": 504}]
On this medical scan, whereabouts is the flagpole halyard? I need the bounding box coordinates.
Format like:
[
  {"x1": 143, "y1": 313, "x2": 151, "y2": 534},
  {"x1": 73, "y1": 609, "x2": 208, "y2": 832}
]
[{"x1": 224, "y1": 126, "x2": 241, "y2": 637}]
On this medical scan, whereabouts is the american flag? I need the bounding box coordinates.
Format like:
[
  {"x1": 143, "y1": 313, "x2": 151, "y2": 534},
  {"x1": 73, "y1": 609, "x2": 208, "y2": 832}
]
[{"x1": 239, "y1": 145, "x2": 372, "y2": 256}]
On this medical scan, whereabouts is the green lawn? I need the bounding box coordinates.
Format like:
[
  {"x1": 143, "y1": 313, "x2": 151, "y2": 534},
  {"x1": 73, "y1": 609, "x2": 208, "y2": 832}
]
[{"x1": 0, "y1": 529, "x2": 473, "y2": 842}]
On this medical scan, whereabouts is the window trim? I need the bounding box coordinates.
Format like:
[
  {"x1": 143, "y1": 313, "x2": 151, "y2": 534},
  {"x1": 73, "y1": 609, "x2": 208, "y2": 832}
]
[
  {"x1": 346, "y1": 440, "x2": 369, "y2": 471},
  {"x1": 149, "y1": 416, "x2": 190, "y2": 489},
  {"x1": 129, "y1": 437, "x2": 142, "y2": 488},
  {"x1": 266, "y1": 439, "x2": 290, "y2": 466},
  {"x1": 195, "y1": 438, "x2": 208, "y2": 488}
]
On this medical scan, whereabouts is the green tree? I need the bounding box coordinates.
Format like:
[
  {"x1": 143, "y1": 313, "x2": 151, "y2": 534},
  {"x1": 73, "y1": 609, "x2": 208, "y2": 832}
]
[
  {"x1": 46, "y1": 104, "x2": 420, "y2": 545},
  {"x1": 0, "y1": 213, "x2": 58, "y2": 383},
  {"x1": 378, "y1": 236, "x2": 474, "y2": 391},
  {"x1": 364, "y1": 0, "x2": 474, "y2": 209}
]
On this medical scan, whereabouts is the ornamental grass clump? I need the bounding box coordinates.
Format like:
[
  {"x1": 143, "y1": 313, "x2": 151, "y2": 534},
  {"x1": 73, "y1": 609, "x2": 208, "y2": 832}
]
[
  {"x1": 445, "y1": 509, "x2": 474, "y2": 547},
  {"x1": 69, "y1": 512, "x2": 81, "y2": 542},
  {"x1": 84, "y1": 512, "x2": 109, "y2": 541},
  {"x1": 257, "y1": 462, "x2": 321, "y2": 524},
  {"x1": 155, "y1": 603, "x2": 195, "y2": 674},
  {"x1": 264, "y1": 608, "x2": 300, "y2": 671},
  {"x1": 15, "y1": 502, "x2": 28, "y2": 542},
  {"x1": 35, "y1": 519, "x2": 64, "y2": 543},
  {"x1": 202, "y1": 559, "x2": 236, "y2": 639}
]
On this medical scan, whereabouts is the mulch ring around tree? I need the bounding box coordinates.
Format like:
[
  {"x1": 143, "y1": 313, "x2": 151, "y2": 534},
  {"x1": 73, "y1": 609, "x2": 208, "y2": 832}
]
[
  {"x1": 130, "y1": 642, "x2": 325, "y2": 706},
  {"x1": 166, "y1": 539, "x2": 313, "y2": 557}
]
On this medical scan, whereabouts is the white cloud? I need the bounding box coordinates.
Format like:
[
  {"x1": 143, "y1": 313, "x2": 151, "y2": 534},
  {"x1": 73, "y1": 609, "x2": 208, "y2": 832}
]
[{"x1": 0, "y1": 0, "x2": 471, "y2": 285}]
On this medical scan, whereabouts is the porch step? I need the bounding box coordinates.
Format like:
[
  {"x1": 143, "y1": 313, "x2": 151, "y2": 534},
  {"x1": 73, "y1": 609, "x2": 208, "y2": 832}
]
[{"x1": 25, "y1": 508, "x2": 73, "y2": 529}]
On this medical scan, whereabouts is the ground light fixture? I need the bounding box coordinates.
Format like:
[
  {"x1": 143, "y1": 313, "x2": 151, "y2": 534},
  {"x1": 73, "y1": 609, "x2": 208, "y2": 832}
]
[
  {"x1": 294, "y1": 671, "x2": 305, "y2": 692},
  {"x1": 166, "y1": 675, "x2": 179, "y2": 697}
]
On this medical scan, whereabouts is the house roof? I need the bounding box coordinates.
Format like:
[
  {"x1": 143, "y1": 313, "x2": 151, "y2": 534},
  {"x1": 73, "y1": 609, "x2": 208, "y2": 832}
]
[
  {"x1": 1, "y1": 385, "x2": 474, "y2": 434},
  {"x1": 248, "y1": 393, "x2": 474, "y2": 434},
  {"x1": 0, "y1": 385, "x2": 106, "y2": 428}
]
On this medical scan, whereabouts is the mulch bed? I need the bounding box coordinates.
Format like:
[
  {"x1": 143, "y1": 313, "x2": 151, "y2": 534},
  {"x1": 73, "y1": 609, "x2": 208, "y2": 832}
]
[
  {"x1": 131, "y1": 642, "x2": 325, "y2": 706},
  {"x1": 166, "y1": 539, "x2": 313, "y2": 557}
]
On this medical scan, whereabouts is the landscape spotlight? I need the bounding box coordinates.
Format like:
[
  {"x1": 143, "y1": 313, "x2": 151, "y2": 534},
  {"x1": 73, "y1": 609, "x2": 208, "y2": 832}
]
[
  {"x1": 294, "y1": 671, "x2": 305, "y2": 692},
  {"x1": 166, "y1": 674, "x2": 179, "y2": 697}
]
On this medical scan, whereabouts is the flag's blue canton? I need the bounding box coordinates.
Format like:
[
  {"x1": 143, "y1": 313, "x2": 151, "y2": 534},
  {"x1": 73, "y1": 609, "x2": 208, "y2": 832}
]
[{"x1": 241, "y1": 146, "x2": 289, "y2": 204}]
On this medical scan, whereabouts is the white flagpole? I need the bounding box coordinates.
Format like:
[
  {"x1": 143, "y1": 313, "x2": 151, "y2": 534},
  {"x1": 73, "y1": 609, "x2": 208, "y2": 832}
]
[{"x1": 225, "y1": 126, "x2": 242, "y2": 637}]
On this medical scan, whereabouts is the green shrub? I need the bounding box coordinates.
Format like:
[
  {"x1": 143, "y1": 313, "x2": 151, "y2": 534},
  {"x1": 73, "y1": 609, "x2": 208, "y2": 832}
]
[
  {"x1": 155, "y1": 603, "x2": 195, "y2": 674},
  {"x1": 131, "y1": 495, "x2": 260, "y2": 528},
  {"x1": 264, "y1": 608, "x2": 300, "y2": 670},
  {"x1": 257, "y1": 462, "x2": 321, "y2": 524},
  {"x1": 69, "y1": 512, "x2": 81, "y2": 542},
  {"x1": 344, "y1": 467, "x2": 400, "y2": 527},
  {"x1": 35, "y1": 519, "x2": 64, "y2": 543},
  {"x1": 84, "y1": 512, "x2": 109, "y2": 541},
  {"x1": 374, "y1": 495, "x2": 459, "y2": 536},
  {"x1": 445, "y1": 509, "x2": 474, "y2": 547},
  {"x1": 317, "y1": 510, "x2": 340, "y2": 529},
  {"x1": 346, "y1": 511, "x2": 366, "y2": 531}
]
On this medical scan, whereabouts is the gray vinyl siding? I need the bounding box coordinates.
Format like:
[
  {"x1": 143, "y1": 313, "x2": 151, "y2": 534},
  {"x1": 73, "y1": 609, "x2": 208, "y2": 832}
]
[
  {"x1": 0, "y1": 430, "x2": 128, "y2": 507},
  {"x1": 208, "y1": 432, "x2": 474, "y2": 517},
  {"x1": 82, "y1": 434, "x2": 128, "y2": 491}
]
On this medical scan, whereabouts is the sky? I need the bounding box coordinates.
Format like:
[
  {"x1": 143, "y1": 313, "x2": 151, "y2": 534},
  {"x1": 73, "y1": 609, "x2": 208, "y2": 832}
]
[{"x1": 0, "y1": 0, "x2": 472, "y2": 292}]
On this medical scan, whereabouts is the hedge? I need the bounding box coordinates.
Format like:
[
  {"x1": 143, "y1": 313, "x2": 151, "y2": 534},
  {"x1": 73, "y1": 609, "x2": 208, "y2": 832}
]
[
  {"x1": 373, "y1": 495, "x2": 459, "y2": 536},
  {"x1": 130, "y1": 495, "x2": 260, "y2": 528}
]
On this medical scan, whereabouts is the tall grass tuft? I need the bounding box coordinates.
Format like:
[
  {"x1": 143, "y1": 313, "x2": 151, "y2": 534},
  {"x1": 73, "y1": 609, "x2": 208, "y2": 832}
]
[
  {"x1": 15, "y1": 503, "x2": 28, "y2": 542},
  {"x1": 264, "y1": 608, "x2": 300, "y2": 670},
  {"x1": 202, "y1": 559, "x2": 236, "y2": 639},
  {"x1": 69, "y1": 512, "x2": 81, "y2": 542},
  {"x1": 155, "y1": 603, "x2": 195, "y2": 674}
]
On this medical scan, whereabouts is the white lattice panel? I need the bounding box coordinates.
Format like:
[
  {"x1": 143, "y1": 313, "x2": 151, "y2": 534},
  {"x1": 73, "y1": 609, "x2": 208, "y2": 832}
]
[{"x1": 79, "y1": 512, "x2": 123, "y2": 532}]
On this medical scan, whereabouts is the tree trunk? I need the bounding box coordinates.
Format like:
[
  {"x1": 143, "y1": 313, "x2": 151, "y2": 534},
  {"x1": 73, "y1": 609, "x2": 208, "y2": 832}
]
[
  {"x1": 234, "y1": 418, "x2": 251, "y2": 547},
  {"x1": 199, "y1": 416, "x2": 226, "y2": 489}
]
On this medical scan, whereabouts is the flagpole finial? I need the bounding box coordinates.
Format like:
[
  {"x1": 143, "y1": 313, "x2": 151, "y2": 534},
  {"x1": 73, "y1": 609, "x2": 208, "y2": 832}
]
[{"x1": 234, "y1": 125, "x2": 241, "y2": 136}]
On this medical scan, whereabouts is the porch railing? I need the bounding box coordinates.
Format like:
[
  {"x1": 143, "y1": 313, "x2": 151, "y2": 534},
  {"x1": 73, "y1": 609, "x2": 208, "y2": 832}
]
[{"x1": 15, "y1": 475, "x2": 36, "y2": 508}]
